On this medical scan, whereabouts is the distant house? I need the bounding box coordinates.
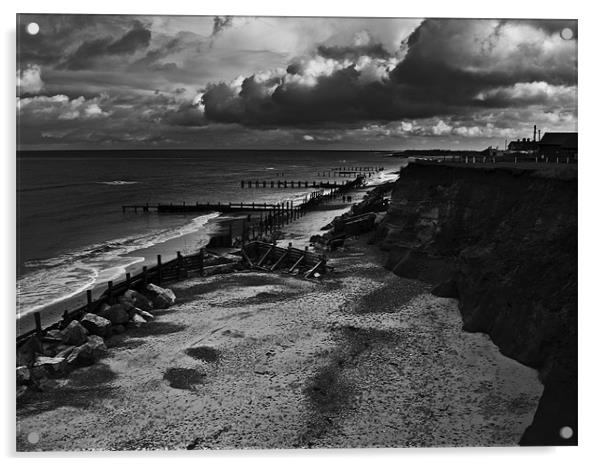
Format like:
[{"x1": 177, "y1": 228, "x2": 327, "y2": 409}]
[{"x1": 538, "y1": 132, "x2": 578, "y2": 158}]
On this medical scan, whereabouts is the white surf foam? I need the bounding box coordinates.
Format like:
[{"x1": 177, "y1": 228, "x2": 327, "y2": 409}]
[
  {"x1": 96, "y1": 180, "x2": 140, "y2": 186},
  {"x1": 17, "y1": 212, "x2": 220, "y2": 318}
]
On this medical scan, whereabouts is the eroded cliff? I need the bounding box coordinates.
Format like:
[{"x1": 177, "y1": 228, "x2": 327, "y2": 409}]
[{"x1": 375, "y1": 162, "x2": 577, "y2": 446}]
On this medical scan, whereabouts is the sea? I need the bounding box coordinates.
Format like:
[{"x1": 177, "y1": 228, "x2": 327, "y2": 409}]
[{"x1": 17, "y1": 149, "x2": 401, "y2": 331}]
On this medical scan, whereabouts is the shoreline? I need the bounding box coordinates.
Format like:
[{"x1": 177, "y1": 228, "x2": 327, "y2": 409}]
[
  {"x1": 16, "y1": 235, "x2": 543, "y2": 450},
  {"x1": 17, "y1": 173, "x2": 394, "y2": 337}
]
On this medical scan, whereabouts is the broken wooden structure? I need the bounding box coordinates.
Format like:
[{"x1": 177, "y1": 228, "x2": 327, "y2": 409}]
[{"x1": 240, "y1": 241, "x2": 327, "y2": 279}]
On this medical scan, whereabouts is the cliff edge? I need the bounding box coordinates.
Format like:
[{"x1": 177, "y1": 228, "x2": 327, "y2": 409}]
[{"x1": 375, "y1": 162, "x2": 577, "y2": 446}]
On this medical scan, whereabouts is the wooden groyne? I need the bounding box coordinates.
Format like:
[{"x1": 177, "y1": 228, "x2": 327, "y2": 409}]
[
  {"x1": 17, "y1": 240, "x2": 330, "y2": 344},
  {"x1": 17, "y1": 249, "x2": 207, "y2": 346},
  {"x1": 123, "y1": 202, "x2": 280, "y2": 213},
  {"x1": 207, "y1": 176, "x2": 365, "y2": 247},
  {"x1": 18, "y1": 174, "x2": 366, "y2": 343},
  {"x1": 123, "y1": 176, "x2": 365, "y2": 215},
  {"x1": 239, "y1": 179, "x2": 367, "y2": 189}
]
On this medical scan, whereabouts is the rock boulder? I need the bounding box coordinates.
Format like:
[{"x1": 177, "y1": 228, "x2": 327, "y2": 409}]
[
  {"x1": 16, "y1": 366, "x2": 30, "y2": 385},
  {"x1": 130, "y1": 313, "x2": 147, "y2": 326},
  {"x1": 137, "y1": 309, "x2": 154, "y2": 321},
  {"x1": 145, "y1": 283, "x2": 176, "y2": 309},
  {"x1": 122, "y1": 289, "x2": 154, "y2": 311},
  {"x1": 99, "y1": 304, "x2": 130, "y2": 325},
  {"x1": 59, "y1": 320, "x2": 89, "y2": 346},
  {"x1": 32, "y1": 356, "x2": 66, "y2": 377},
  {"x1": 66, "y1": 335, "x2": 107, "y2": 367},
  {"x1": 80, "y1": 313, "x2": 111, "y2": 337}
]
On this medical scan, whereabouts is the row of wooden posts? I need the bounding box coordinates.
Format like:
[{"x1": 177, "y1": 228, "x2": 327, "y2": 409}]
[
  {"x1": 317, "y1": 171, "x2": 378, "y2": 178},
  {"x1": 330, "y1": 166, "x2": 384, "y2": 171},
  {"x1": 227, "y1": 189, "x2": 339, "y2": 244},
  {"x1": 19, "y1": 249, "x2": 205, "y2": 345},
  {"x1": 21, "y1": 176, "x2": 366, "y2": 343},
  {"x1": 240, "y1": 179, "x2": 363, "y2": 189},
  {"x1": 415, "y1": 155, "x2": 576, "y2": 165}
]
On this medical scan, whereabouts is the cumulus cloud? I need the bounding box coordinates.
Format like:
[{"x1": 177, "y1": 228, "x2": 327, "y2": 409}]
[
  {"x1": 475, "y1": 81, "x2": 577, "y2": 107},
  {"x1": 15, "y1": 15, "x2": 577, "y2": 148},
  {"x1": 17, "y1": 65, "x2": 44, "y2": 95},
  {"x1": 17, "y1": 94, "x2": 110, "y2": 121},
  {"x1": 200, "y1": 18, "x2": 577, "y2": 128}
]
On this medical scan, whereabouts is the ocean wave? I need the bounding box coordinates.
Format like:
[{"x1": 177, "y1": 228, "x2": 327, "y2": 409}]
[
  {"x1": 96, "y1": 180, "x2": 140, "y2": 185},
  {"x1": 18, "y1": 212, "x2": 220, "y2": 318}
]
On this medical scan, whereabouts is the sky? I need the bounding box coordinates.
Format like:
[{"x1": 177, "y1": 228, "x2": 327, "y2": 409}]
[{"x1": 16, "y1": 14, "x2": 577, "y2": 151}]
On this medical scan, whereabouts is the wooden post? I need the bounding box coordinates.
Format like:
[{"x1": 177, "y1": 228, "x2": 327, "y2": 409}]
[
  {"x1": 199, "y1": 248, "x2": 205, "y2": 275},
  {"x1": 125, "y1": 272, "x2": 131, "y2": 287},
  {"x1": 157, "y1": 255, "x2": 162, "y2": 284},
  {"x1": 143, "y1": 266, "x2": 148, "y2": 286},
  {"x1": 34, "y1": 312, "x2": 42, "y2": 335},
  {"x1": 228, "y1": 223, "x2": 233, "y2": 246},
  {"x1": 107, "y1": 280, "x2": 114, "y2": 304},
  {"x1": 177, "y1": 251, "x2": 183, "y2": 278},
  {"x1": 86, "y1": 289, "x2": 93, "y2": 313}
]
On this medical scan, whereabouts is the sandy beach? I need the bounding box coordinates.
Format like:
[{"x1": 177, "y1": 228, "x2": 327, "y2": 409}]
[{"x1": 17, "y1": 195, "x2": 543, "y2": 450}]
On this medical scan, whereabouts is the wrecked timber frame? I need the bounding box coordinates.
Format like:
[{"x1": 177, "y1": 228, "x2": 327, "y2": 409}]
[{"x1": 241, "y1": 241, "x2": 327, "y2": 279}]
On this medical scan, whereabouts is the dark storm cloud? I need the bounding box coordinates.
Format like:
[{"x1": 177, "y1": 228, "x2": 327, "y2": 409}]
[
  {"x1": 106, "y1": 21, "x2": 152, "y2": 54},
  {"x1": 164, "y1": 103, "x2": 207, "y2": 127},
  {"x1": 201, "y1": 18, "x2": 577, "y2": 127},
  {"x1": 16, "y1": 15, "x2": 577, "y2": 149},
  {"x1": 316, "y1": 42, "x2": 391, "y2": 60},
  {"x1": 60, "y1": 20, "x2": 151, "y2": 70}
]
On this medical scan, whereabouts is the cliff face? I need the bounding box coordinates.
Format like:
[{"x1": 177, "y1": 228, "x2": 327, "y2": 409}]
[{"x1": 375, "y1": 162, "x2": 577, "y2": 446}]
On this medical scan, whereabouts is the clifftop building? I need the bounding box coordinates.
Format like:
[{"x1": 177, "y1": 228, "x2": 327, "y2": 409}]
[
  {"x1": 538, "y1": 132, "x2": 578, "y2": 158},
  {"x1": 506, "y1": 125, "x2": 577, "y2": 158}
]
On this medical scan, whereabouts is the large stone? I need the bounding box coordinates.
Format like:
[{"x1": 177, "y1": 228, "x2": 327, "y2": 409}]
[
  {"x1": 98, "y1": 304, "x2": 130, "y2": 325},
  {"x1": 32, "y1": 356, "x2": 66, "y2": 377},
  {"x1": 46, "y1": 329, "x2": 63, "y2": 340},
  {"x1": 16, "y1": 336, "x2": 43, "y2": 366},
  {"x1": 17, "y1": 385, "x2": 28, "y2": 399},
  {"x1": 55, "y1": 345, "x2": 76, "y2": 359},
  {"x1": 59, "y1": 320, "x2": 89, "y2": 346},
  {"x1": 16, "y1": 366, "x2": 30, "y2": 385},
  {"x1": 80, "y1": 313, "x2": 111, "y2": 337},
  {"x1": 137, "y1": 309, "x2": 154, "y2": 321},
  {"x1": 145, "y1": 284, "x2": 176, "y2": 309},
  {"x1": 130, "y1": 313, "x2": 147, "y2": 326},
  {"x1": 121, "y1": 289, "x2": 154, "y2": 312},
  {"x1": 66, "y1": 336, "x2": 107, "y2": 367}
]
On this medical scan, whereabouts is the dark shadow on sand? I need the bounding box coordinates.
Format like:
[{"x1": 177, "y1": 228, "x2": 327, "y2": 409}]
[{"x1": 17, "y1": 363, "x2": 117, "y2": 417}]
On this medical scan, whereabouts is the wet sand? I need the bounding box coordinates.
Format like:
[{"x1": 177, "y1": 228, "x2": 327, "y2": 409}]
[{"x1": 16, "y1": 234, "x2": 543, "y2": 450}]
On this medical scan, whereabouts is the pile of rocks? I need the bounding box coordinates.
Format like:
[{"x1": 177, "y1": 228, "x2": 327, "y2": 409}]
[{"x1": 17, "y1": 283, "x2": 177, "y2": 398}]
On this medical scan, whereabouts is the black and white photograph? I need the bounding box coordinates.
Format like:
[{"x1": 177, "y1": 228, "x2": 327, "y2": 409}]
[{"x1": 13, "y1": 6, "x2": 579, "y2": 454}]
